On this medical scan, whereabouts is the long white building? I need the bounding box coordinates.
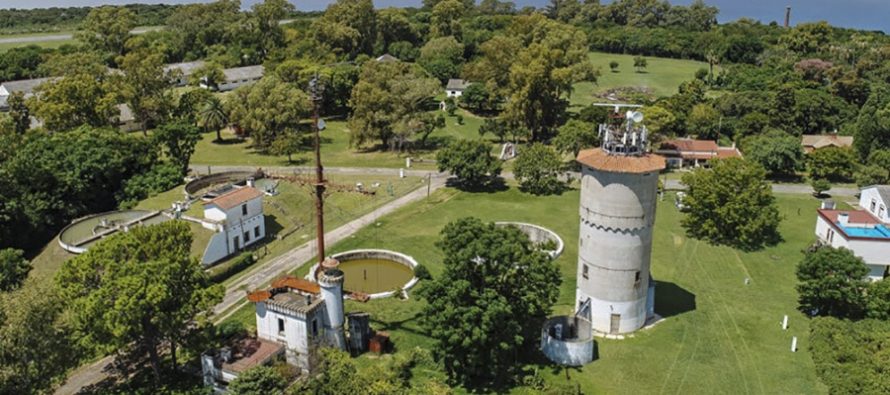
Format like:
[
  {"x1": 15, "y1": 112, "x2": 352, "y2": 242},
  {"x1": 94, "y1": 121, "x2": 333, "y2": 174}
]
[{"x1": 815, "y1": 185, "x2": 890, "y2": 280}]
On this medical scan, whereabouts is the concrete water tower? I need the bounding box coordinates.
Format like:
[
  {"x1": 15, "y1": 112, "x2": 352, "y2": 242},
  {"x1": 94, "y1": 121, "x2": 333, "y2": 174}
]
[{"x1": 575, "y1": 105, "x2": 665, "y2": 335}]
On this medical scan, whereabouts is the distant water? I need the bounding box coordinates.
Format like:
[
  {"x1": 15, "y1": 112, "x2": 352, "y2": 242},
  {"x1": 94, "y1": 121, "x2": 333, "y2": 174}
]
[{"x1": 3, "y1": 0, "x2": 887, "y2": 33}]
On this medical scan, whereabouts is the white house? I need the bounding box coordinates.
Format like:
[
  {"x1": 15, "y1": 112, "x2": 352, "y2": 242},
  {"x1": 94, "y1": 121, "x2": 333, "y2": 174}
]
[
  {"x1": 202, "y1": 268, "x2": 349, "y2": 391},
  {"x1": 201, "y1": 187, "x2": 266, "y2": 265},
  {"x1": 445, "y1": 78, "x2": 470, "y2": 97},
  {"x1": 0, "y1": 77, "x2": 54, "y2": 111},
  {"x1": 203, "y1": 65, "x2": 264, "y2": 92},
  {"x1": 814, "y1": 185, "x2": 890, "y2": 280}
]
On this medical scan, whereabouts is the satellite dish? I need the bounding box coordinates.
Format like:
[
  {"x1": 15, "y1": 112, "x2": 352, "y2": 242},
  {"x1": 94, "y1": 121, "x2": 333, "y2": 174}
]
[
  {"x1": 318, "y1": 119, "x2": 327, "y2": 131},
  {"x1": 625, "y1": 110, "x2": 634, "y2": 119},
  {"x1": 631, "y1": 111, "x2": 644, "y2": 123}
]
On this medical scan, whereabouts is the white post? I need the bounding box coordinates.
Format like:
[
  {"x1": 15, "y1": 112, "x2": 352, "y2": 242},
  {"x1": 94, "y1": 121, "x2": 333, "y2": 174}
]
[
  {"x1": 782, "y1": 315, "x2": 788, "y2": 330},
  {"x1": 406, "y1": 158, "x2": 412, "y2": 168},
  {"x1": 791, "y1": 336, "x2": 797, "y2": 352},
  {"x1": 399, "y1": 168, "x2": 405, "y2": 178}
]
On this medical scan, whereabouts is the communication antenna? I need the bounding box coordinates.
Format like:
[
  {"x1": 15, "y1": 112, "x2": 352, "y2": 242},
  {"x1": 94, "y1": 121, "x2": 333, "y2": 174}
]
[{"x1": 631, "y1": 111, "x2": 644, "y2": 123}]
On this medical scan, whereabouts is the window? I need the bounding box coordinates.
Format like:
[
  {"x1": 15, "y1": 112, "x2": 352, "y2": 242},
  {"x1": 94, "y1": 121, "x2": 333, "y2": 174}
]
[
  {"x1": 871, "y1": 200, "x2": 877, "y2": 212},
  {"x1": 243, "y1": 231, "x2": 250, "y2": 242},
  {"x1": 827, "y1": 228, "x2": 835, "y2": 243},
  {"x1": 635, "y1": 271, "x2": 641, "y2": 284},
  {"x1": 582, "y1": 264, "x2": 589, "y2": 279},
  {"x1": 311, "y1": 319, "x2": 318, "y2": 336},
  {"x1": 277, "y1": 318, "x2": 285, "y2": 334},
  {"x1": 880, "y1": 205, "x2": 886, "y2": 219},
  {"x1": 241, "y1": 204, "x2": 248, "y2": 216},
  {"x1": 234, "y1": 235, "x2": 240, "y2": 249},
  {"x1": 254, "y1": 226, "x2": 261, "y2": 238}
]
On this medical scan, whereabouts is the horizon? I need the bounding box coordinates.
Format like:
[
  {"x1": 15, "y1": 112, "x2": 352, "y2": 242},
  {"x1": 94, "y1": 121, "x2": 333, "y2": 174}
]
[{"x1": 1, "y1": 0, "x2": 887, "y2": 34}]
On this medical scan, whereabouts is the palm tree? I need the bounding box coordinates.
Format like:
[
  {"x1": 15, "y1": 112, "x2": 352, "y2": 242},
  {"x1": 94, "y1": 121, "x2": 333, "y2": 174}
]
[{"x1": 198, "y1": 96, "x2": 228, "y2": 142}]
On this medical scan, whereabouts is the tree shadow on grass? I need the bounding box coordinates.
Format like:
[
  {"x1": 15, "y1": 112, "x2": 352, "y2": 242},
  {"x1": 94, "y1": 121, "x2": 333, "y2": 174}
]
[
  {"x1": 445, "y1": 176, "x2": 509, "y2": 193},
  {"x1": 654, "y1": 281, "x2": 696, "y2": 318},
  {"x1": 210, "y1": 137, "x2": 246, "y2": 146}
]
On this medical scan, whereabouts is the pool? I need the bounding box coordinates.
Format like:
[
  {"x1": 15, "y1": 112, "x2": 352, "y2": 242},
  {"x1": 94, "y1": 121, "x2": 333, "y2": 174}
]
[
  {"x1": 338, "y1": 259, "x2": 415, "y2": 294},
  {"x1": 311, "y1": 249, "x2": 420, "y2": 299}
]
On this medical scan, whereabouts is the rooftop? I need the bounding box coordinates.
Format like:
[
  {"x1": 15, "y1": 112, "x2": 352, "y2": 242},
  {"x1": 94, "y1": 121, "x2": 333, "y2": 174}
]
[
  {"x1": 1, "y1": 77, "x2": 54, "y2": 95},
  {"x1": 576, "y1": 148, "x2": 665, "y2": 174},
  {"x1": 204, "y1": 187, "x2": 263, "y2": 210},
  {"x1": 446, "y1": 79, "x2": 470, "y2": 91},
  {"x1": 223, "y1": 65, "x2": 264, "y2": 82},
  {"x1": 818, "y1": 209, "x2": 890, "y2": 240},
  {"x1": 658, "y1": 139, "x2": 742, "y2": 160},
  {"x1": 164, "y1": 61, "x2": 206, "y2": 76},
  {"x1": 802, "y1": 134, "x2": 854, "y2": 149},
  {"x1": 375, "y1": 54, "x2": 399, "y2": 62},
  {"x1": 220, "y1": 337, "x2": 285, "y2": 374}
]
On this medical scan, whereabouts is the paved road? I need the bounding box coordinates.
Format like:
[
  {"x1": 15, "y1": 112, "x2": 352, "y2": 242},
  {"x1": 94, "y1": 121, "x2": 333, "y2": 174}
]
[
  {"x1": 662, "y1": 179, "x2": 858, "y2": 196},
  {"x1": 54, "y1": 168, "x2": 445, "y2": 394},
  {"x1": 0, "y1": 27, "x2": 159, "y2": 46}
]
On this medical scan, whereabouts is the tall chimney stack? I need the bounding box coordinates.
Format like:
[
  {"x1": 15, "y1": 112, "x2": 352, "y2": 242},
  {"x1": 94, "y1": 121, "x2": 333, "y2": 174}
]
[{"x1": 784, "y1": 6, "x2": 791, "y2": 28}]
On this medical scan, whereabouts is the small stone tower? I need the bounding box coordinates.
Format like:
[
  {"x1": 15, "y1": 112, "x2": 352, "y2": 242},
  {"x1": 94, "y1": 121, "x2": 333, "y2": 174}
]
[
  {"x1": 318, "y1": 259, "x2": 346, "y2": 349},
  {"x1": 575, "y1": 108, "x2": 665, "y2": 335}
]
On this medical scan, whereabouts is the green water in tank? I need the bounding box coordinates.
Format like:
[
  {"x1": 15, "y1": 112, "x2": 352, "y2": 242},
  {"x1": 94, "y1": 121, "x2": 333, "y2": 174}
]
[{"x1": 338, "y1": 258, "x2": 414, "y2": 294}]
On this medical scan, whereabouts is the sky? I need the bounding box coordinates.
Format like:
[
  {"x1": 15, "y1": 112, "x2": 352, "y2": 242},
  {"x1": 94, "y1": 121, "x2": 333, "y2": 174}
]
[{"x1": 2, "y1": 0, "x2": 888, "y2": 33}]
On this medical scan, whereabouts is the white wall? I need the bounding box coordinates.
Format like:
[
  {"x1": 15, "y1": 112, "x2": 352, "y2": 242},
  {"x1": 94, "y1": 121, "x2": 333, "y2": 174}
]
[
  {"x1": 446, "y1": 90, "x2": 462, "y2": 98},
  {"x1": 860, "y1": 188, "x2": 889, "y2": 223},
  {"x1": 816, "y1": 215, "x2": 889, "y2": 281}
]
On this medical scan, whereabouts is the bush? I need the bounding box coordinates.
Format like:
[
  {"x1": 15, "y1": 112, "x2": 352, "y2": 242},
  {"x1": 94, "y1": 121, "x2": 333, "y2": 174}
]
[
  {"x1": 0, "y1": 248, "x2": 31, "y2": 292},
  {"x1": 414, "y1": 263, "x2": 431, "y2": 280},
  {"x1": 810, "y1": 178, "x2": 831, "y2": 197},
  {"x1": 117, "y1": 163, "x2": 183, "y2": 208},
  {"x1": 209, "y1": 252, "x2": 256, "y2": 283},
  {"x1": 810, "y1": 317, "x2": 890, "y2": 394},
  {"x1": 608, "y1": 60, "x2": 619, "y2": 72}
]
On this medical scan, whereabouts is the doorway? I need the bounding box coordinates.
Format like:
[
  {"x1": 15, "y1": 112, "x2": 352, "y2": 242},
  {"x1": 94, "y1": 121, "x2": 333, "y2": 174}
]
[{"x1": 610, "y1": 314, "x2": 620, "y2": 334}]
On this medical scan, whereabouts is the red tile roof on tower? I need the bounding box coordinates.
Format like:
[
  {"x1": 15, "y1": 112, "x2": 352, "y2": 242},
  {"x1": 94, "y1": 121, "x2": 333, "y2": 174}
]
[
  {"x1": 271, "y1": 276, "x2": 321, "y2": 294},
  {"x1": 576, "y1": 148, "x2": 666, "y2": 174},
  {"x1": 204, "y1": 187, "x2": 263, "y2": 210}
]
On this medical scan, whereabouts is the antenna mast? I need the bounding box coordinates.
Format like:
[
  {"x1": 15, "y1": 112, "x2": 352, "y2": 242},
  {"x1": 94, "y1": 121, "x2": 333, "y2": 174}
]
[
  {"x1": 592, "y1": 103, "x2": 649, "y2": 156},
  {"x1": 309, "y1": 73, "x2": 326, "y2": 264}
]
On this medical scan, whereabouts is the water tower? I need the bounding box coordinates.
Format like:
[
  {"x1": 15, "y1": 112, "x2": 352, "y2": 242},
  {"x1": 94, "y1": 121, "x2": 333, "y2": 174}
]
[{"x1": 575, "y1": 104, "x2": 665, "y2": 335}]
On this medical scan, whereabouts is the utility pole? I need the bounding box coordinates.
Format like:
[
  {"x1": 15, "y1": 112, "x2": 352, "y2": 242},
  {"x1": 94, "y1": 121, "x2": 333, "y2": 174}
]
[
  {"x1": 310, "y1": 73, "x2": 326, "y2": 264},
  {"x1": 784, "y1": 6, "x2": 791, "y2": 28}
]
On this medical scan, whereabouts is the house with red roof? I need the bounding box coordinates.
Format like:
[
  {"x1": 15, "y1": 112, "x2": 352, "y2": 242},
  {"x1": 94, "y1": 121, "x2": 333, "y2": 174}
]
[
  {"x1": 201, "y1": 186, "x2": 266, "y2": 264},
  {"x1": 656, "y1": 139, "x2": 742, "y2": 168},
  {"x1": 815, "y1": 185, "x2": 890, "y2": 280}
]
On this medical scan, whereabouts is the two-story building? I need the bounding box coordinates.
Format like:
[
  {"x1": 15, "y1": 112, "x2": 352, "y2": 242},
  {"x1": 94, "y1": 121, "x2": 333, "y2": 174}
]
[
  {"x1": 814, "y1": 185, "x2": 890, "y2": 280},
  {"x1": 201, "y1": 187, "x2": 266, "y2": 265},
  {"x1": 202, "y1": 266, "x2": 351, "y2": 391}
]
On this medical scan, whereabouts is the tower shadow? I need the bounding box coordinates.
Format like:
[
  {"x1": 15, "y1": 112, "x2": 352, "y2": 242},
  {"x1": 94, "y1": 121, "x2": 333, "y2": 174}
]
[{"x1": 654, "y1": 281, "x2": 696, "y2": 318}]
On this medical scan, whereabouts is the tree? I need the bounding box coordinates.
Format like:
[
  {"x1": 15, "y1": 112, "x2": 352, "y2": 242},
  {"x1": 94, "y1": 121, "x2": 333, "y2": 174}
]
[
  {"x1": 796, "y1": 246, "x2": 869, "y2": 319},
  {"x1": 418, "y1": 36, "x2": 464, "y2": 83},
  {"x1": 633, "y1": 56, "x2": 648, "y2": 73},
  {"x1": 348, "y1": 61, "x2": 439, "y2": 148},
  {"x1": 6, "y1": 92, "x2": 30, "y2": 134},
  {"x1": 866, "y1": 280, "x2": 890, "y2": 320},
  {"x1": 810, "y1": 178, "x2": 832, "y2": 197},
  {"x1": 0, "y1": 248, "x2": 30, "y2": 292},
  {"x1": 687, "y1": 103, "x2": 720, "y2": 140},
  {"x1": 514, "y1": 143, "x2": 563, "y2": 195},
  {"x1": 436, "y1": 139, "x2": 502, "y2": 189},
  {"x1": 227, "y1": 76, "x2": 311, "y2": 151},
  {"x1": 552, "y1": 119, "x2": 597, "y2": 157},
  {"x1": 741, "y1": 130, "x2": 804, "y2": 177},
  {"x1": 460, "y1": 83, "x2": 490, "y2": 113},
  {"x1": 430, "y1": 0, "x2": 465, "y2": 38},
  {"x1": 680, "y1": 158, "x2": 781, "y2": 250},
  {"x1": 119, "y1": 47, "x2": 175, "y2": 134},
  {"x1": 270, "y1": 132, "x2": 303, "y2": 163},
  {"x1": 154, "y1": 121, "x2": 201, "y2": 175},
  {"x1": 312, "y1": 0, "x2": 377, "y2": 58},
  {"x1": 609, "y1": 60, "x2": 619, "y2": 72},
  {"x1": 56, "y1": 221, "x2": 224, "y2": 381},
  {"x1": 228, "y1": 365, "x2": 289, "y2": 395},
  {"x1": 418, "y1": 217, "x2": 561, "y2": 388},
  {"x1": 198, "y1": 96, "x2": 229, "y2": 141},
  {"x1": 175, "y1": 87, "x2": 214, "y2": 123},
  {"x1": 641, "y1": 105, "x2": 676, "y2": 143},
  {"x1": 191, "y1": 62, "x2": 226, "y2": 91},
  {"x1": 76, "y1": 6, "x2": 135, "y2": 63},
  {"x1": 0, "y1": 281, "x2": 80, "y2": 393},
  {"x1": 28, "y1": 73, "x2": 120, "y2": 132},
  {"x1": 810, "y1": 317, "x2": 890, "y2": 394},
  {"x1": 807, "y1": 146, "x2": 857, "y2": 182},
  {"x1": 853, "y1": 86, "x2": 890, "y2": 160},
  {"x1": 478, "y1": 118, "x2": 509, "y2": 142},
  {"x1": 500, "y1": 15, "x2": 598, "y2": 141},
  {"x1": 251, "y1": 0, "x2": 295, "y2": 55}
]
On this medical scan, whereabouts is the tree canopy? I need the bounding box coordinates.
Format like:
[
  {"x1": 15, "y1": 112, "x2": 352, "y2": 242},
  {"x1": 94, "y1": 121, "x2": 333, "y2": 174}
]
[
  {"x1": 56, "y1": 221, "x2": 224, "y2": 380},
  {"x1": 680, "y1": 158, "x2": 781, "y2": 250},
  {"x1": 419, "y1": 217, "x2": 561, "y2": 389},
  {"x1": 436, "y1": 139, "x2": 502, "y2": 189},
  {"x1": 796, "y1": 246, "x2": 869, "y2": 319},
  {"x1": 227, "y1": 75, "x2": 311, "y2": 151},
  {"x1": 514, "y1": 143, "x2": 564, "y2": 195},
  {"x1": 0, "y1": 249, "x2": 31, "y2": 292}
]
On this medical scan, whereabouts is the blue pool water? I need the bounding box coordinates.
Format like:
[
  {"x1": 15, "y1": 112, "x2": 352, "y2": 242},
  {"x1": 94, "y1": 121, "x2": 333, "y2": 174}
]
[{"x1": 840, "y1": 224, "x2": 890, "y2": 239}]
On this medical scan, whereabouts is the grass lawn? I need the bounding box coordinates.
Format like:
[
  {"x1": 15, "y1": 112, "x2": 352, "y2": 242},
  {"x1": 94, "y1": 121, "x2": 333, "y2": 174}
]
[
  {"x1": 0, "y1": 31, "x2": 78, "y2": 52},
  {"x1": 571, "y1": 51, "x2": 710, "y2": 106},
  {"x1": 225, "y1": 183, "x2": 827, "y2": 394}
]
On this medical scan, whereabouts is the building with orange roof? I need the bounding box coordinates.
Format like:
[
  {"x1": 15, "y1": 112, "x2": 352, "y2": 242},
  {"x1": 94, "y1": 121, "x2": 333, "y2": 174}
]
[
  {"x1": 200, "y1": 186, "x2": 266, "y2": 265},
  {"x1": 656, "y1": 138, "x2": 742, "y2": 168},
  {"x1": 801, "y1": 134, "x2": 854, "y2": 154}
]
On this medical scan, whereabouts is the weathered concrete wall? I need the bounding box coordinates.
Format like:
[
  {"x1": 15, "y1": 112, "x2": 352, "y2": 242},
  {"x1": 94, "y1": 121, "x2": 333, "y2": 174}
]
[
  {"x1": 576, "y1": 165, "x2": 660, "y2": 334},
  {"x1": 495, "y1": 222, "x2": 564, "y2": 259},
  {"x1": 540, "y1": 316, "x2": 595, "y2": 366}
]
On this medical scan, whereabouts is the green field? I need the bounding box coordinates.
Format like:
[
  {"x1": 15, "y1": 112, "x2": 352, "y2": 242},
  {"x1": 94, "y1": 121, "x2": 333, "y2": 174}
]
[
  {"x1": 0, "y1": 31, "x2": 78, "y2": 53},
  {"x1": 572, "y1": 51, "x2": 710, "y2": 106},
  {"x1": 225, "y1": 185, "x2": 826, "y2": 394}
]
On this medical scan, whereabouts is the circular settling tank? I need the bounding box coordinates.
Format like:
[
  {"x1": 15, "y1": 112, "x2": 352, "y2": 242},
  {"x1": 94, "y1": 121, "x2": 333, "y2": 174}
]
[{"x1": 314, "y1": 249, "x2": 419, "y2": 298}]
